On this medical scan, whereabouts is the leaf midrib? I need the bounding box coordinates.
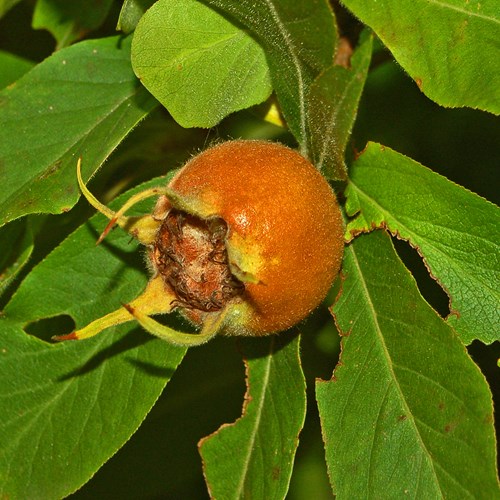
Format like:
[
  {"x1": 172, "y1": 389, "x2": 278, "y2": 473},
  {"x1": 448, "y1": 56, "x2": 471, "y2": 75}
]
[
  {"x1": 348, "y1": 181, "x2": 500, "y2": 307},
  {"x1": 263, "y1": 0, "x2": 308, "y2": 156},
  {"x1": 348, "y1": 243, "x2": 443, "y2": 495},
  {"x1": 235, "y1": 339, "x2": 274, "y2": 498}
]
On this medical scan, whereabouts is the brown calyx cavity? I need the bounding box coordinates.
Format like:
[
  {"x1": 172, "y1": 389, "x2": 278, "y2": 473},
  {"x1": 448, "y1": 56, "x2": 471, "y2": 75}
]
[{"x1": 152, "y1": 209, "x2": 244, "y2": 313}]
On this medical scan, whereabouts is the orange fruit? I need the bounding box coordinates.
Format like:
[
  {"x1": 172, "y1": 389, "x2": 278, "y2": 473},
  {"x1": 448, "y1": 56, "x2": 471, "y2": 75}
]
[{"x1": 151, "y1": 140, "x2": 344, "y2": 335}]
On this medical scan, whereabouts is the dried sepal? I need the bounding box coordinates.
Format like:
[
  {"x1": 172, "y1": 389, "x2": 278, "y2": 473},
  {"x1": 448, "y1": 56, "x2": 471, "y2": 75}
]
[{"x1": 56, "y1": 160, "x2": 237, "y2": 347}]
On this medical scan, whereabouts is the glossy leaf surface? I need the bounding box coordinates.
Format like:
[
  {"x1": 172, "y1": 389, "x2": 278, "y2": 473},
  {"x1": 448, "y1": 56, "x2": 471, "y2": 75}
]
[
  {"x1": 345, "y1": 142, "x2": 500, "y2": 344},
  {"x1": 317, "y1": 230, "x2": 498, "y2": 498}
]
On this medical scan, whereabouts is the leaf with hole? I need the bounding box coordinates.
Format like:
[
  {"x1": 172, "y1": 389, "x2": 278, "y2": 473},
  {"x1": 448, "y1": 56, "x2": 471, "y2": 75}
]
[
  {"x1": 345, "y1": 142, "x2": 500, "y2": 344},
  {"x1": 0, "y1": 178, "x2": 186, "y2": 498},
  {"x1": 317, "y1": 230, "x2": 498, "y2": 498}
]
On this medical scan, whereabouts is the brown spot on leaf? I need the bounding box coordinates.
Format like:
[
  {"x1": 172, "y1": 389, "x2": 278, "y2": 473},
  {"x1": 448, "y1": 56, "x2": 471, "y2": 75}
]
[
  {"x1": 415, "y1": 78, "x2": 423, "y2": 90},
  {"x1": 447, "y1": 308, "x2": 460, "y2": 320},
  {"x1": 444, "y1": 421, "x2": 458, "y2": 433},
  {"x1": 483, "y1": 413, "x2": 494, "y2": 425},
  {"x1": 38, "y1": 161, "x2": 62, "y2": 180},
  {"x1": 272, "y1": 466, "x2": 281, "y2": 480}
]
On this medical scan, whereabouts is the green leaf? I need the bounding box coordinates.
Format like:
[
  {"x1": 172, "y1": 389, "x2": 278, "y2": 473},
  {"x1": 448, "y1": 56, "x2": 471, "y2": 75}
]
[
  {"x1": 317, "y1": 230, "x2": 498, "y2": 498},
  {"x1": 200, "y1": 334, "x2": 306, "y2": 499},
  {"x1": 117, "y1": 0, "x2": 155, "y2": 34},
  {"x1": 342, "y1": 0, "x2": 500, "y2": 114},
  {"x1": 0, "y1": 50, "x2": 34, "y2": 89},
  {"x1": 0, "y1": 218, "x2": 34, "y2": 298},
  {"x1": 0, "y1": 178, "x2": 186, "y2": 498},
  {"x1": 199, "y1": 0, "x2": 337, "y2": 156},
  {"x1": 32, "y1": 0, "x2": 114, "y2": 49},
  {"x1": 70, "y1": 337, "x2": 245, "y2": 498},
  {"x1": 345, "y1": 142, "x2": 500, "y2": 345},
  {"x1": 0, "y1": 35, "x2": 158, "y2": 228},
  {"x1": 307, "y1": 30, "x2": 372, "y2": 180},
  {"x1": 131, "y1": 0, "x2": 272, "y2": 128}
]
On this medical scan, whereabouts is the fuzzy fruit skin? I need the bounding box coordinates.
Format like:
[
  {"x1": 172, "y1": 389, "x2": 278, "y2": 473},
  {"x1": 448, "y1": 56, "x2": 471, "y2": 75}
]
[{"x1": 160, "y1": 140, "x2": 344, "y2": 335}]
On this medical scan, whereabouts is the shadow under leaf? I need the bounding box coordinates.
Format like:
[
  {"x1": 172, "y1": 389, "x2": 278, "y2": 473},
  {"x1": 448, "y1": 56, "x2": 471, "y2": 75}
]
[{"x1": 57, "y1": 327, "x2": 159, "y2": 381}]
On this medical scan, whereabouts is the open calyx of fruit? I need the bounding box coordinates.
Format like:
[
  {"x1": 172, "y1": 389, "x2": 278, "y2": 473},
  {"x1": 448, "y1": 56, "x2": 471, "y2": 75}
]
[{"x1": 54, "y1": 141, "x2": 344, "y2": 347}]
